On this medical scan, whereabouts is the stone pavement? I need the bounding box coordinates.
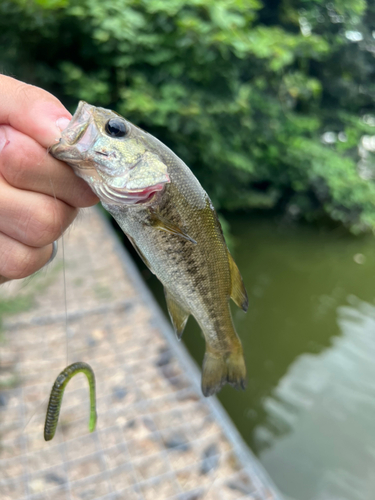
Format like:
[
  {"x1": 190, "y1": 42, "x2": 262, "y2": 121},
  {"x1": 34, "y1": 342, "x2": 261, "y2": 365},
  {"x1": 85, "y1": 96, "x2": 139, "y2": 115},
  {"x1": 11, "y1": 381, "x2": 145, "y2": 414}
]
[{"x1": 0, "y1": 207, "x2": 282, "y2": 500}]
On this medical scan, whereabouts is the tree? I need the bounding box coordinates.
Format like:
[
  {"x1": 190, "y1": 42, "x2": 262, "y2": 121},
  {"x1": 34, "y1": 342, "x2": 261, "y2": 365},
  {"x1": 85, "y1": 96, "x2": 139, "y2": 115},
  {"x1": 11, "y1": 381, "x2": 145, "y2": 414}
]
[{"x1": 1, "y1": 0, "x2": 375, "y2": 232}]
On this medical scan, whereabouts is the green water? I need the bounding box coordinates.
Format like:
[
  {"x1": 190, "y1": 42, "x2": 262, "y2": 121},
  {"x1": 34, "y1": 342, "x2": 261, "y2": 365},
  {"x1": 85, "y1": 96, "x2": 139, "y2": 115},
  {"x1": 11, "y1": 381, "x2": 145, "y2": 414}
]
[{"x1": 129, "y1": 213, "x2": 375, "y2": 500}]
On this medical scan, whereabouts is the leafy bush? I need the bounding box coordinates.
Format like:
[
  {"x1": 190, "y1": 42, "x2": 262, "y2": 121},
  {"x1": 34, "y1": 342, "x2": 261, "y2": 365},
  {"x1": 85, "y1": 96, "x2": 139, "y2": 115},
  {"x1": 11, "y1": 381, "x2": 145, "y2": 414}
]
[{"x1": 2, "y1": 0, "x2": 375, "y2": 232}]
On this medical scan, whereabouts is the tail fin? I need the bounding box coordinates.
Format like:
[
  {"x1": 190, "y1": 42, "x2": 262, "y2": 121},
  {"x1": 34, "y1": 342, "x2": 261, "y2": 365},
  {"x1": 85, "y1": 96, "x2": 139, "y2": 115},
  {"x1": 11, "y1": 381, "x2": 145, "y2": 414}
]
[{"x1": 201, "y1": 349, "x2": 247, "y2": 397}]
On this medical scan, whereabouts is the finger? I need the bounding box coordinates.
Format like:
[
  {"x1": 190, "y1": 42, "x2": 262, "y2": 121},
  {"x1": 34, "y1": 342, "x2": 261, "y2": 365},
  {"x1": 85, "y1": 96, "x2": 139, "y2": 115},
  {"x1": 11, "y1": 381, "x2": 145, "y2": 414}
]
[
  {"x1": 0, "y1": 232, "x2": 55, "y2": 280},
  {"x1": 0, "y1": 125, "x2": 98, "y2": 208},
  {"x1": 0, "y1": 75, "x2": 71, "y2": 149},
  {"x1": 0, "y1": 175, "x2": 77, "y2": 248}
]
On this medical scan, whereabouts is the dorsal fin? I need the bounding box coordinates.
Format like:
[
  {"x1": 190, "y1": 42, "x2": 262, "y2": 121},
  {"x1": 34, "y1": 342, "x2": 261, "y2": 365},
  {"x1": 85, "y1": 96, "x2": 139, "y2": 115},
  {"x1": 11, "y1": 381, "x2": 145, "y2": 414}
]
[
  {"x1": 164, "y1": 287, "x2": 189, "y2": 340},
  {"x1": 227, "y1": 251, "x2": 248, "y2": 312}
]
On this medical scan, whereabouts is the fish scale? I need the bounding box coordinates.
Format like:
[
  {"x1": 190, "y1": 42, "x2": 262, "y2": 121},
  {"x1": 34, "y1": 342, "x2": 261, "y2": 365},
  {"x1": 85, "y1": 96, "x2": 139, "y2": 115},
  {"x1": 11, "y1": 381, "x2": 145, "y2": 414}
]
[{"x1": 50, "y1": 101, "x2": 248, "y2": 397}]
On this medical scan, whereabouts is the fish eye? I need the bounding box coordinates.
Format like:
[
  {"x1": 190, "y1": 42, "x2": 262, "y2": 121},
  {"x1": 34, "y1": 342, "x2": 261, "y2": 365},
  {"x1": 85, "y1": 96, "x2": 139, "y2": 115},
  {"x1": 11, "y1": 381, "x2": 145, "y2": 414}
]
[{"x1": 105, "y1": 118, "x2": 128, "y2": 138}]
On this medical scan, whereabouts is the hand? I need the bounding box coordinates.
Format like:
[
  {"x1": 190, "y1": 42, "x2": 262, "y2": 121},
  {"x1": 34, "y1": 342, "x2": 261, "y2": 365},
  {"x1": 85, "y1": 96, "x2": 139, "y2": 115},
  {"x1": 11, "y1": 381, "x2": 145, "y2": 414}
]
[{"x1": 0, "y1": 76, "x2": 99, "y2": 283}]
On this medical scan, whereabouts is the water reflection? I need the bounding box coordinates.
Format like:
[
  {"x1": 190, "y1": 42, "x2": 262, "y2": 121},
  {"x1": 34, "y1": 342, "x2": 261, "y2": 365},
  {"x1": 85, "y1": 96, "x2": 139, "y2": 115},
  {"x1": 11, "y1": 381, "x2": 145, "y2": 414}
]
[{"x1": 258, "y1": 296, "x2": 375, "y2": 500}]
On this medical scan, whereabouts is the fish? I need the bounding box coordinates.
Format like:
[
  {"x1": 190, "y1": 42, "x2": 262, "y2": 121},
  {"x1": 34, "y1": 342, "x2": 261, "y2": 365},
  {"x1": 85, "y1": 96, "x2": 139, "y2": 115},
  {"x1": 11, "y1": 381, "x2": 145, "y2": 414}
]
[{"x1": 50, "y1": 101, "x2": 248, "y2": 397}]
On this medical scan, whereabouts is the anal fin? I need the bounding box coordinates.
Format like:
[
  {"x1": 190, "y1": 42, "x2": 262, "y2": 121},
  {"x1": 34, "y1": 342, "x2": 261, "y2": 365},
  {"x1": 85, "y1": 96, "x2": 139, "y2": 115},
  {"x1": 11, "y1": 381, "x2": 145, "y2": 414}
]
[
  {"x1": 228, "y1": 251, "x2": 248, "y2": 312},
  {"x1": 164, "y1": 288, "x2": 189, "y2": 340}
]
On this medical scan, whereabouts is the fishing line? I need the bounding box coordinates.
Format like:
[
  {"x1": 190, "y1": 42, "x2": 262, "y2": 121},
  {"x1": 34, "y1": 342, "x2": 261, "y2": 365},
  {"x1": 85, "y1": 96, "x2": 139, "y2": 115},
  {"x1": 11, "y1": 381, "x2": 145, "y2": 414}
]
[
  {"x1": 44, "y1": 145, "x2": 98, "y2": 441},
  {"x1": 46, "y1": 148, "x2": 69, "y2": 366},
  {"x1": 21, "y1": 145, "x2": 70, "y2": 436}
]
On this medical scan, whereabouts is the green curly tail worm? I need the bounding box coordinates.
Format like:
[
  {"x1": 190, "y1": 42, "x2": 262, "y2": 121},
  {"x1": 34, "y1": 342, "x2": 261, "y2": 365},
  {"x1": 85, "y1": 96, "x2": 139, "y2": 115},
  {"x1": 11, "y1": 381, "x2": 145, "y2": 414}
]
[{"x1": 44, "y1": 361, "x2": 97, "y2": 441}]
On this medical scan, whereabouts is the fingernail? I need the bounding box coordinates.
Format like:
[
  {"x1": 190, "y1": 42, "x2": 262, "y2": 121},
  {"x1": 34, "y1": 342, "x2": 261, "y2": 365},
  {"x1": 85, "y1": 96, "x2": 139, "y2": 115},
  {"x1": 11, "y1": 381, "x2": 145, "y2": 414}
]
[{"x1": 56, "y1": 117, "x2": 71, "y2": 132}]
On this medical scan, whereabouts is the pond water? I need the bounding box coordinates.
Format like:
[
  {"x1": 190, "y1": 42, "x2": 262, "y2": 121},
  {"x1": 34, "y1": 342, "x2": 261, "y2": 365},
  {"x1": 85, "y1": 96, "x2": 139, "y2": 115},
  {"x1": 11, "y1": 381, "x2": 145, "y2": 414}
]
[{"x1": 125, "y1": 212, "x2": 375, "y2": 500}]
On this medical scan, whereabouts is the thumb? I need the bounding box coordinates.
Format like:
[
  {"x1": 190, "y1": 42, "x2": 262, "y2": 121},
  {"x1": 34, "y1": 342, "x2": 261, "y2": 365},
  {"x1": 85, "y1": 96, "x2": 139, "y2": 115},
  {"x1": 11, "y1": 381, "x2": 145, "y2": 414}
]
[{"x1": 0, "y1": 75, "x2": 71, "y2": 148}]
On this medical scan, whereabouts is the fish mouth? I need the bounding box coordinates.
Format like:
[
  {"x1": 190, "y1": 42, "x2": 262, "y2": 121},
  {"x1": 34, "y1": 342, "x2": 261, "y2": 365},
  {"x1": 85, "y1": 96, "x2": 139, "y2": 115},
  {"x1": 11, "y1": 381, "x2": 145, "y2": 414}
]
[
  {"x1": 50, "y1": 101, "x2": 97, "y2": 164},
  {"x1": 61, "y1": 101, "x2": 92, "y2": 146}
]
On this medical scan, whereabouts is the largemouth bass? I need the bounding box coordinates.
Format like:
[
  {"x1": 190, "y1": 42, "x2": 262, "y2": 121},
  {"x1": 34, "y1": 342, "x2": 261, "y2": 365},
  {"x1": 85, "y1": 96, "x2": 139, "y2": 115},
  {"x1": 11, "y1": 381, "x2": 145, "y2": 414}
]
[{"x1": 50, "y1": 102, "x2": 248, "y2": 396}]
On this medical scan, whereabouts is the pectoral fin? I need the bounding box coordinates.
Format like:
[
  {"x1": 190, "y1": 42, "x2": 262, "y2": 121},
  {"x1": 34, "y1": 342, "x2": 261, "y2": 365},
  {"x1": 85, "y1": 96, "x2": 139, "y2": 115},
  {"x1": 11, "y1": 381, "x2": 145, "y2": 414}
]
[
  {"x1": 228, "y1": 251, "x2": 248, "y2": 312},
  {"x1": 148, "y1": 211, "x2": 197, "y2": 245},
  {"x1": 164, "y1": 288, "x2": 189, "y2": 340}
]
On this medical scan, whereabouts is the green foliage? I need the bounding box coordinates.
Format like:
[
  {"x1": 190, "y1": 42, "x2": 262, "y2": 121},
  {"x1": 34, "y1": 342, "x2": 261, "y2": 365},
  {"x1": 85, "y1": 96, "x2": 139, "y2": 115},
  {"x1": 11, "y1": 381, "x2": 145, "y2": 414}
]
[{"x1": 1, "y1": 0, "x2": 375, "y2": 232}]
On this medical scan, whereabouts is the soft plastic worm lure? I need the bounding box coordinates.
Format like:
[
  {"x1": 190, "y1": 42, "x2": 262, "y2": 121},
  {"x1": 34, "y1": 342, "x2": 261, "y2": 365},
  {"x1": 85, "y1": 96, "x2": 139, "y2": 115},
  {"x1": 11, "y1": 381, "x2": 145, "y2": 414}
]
[{"x1": 44, "y1": 361, "x2": 97, "y2": 441}]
